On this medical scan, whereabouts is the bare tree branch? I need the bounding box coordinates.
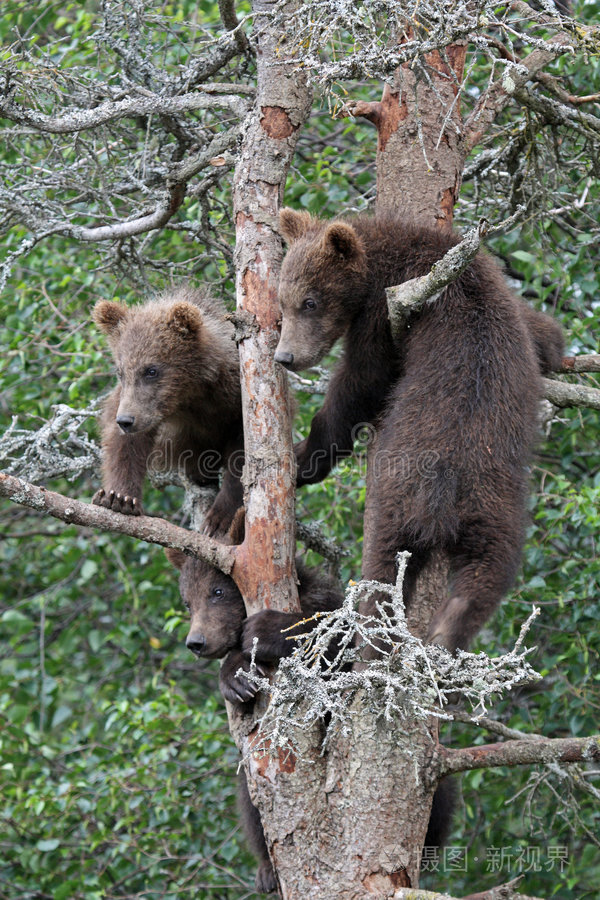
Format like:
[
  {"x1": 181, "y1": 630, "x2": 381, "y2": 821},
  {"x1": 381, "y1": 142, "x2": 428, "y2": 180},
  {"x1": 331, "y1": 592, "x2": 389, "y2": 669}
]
[
  {"x1": 464, "y1": 34, "x2": 575, "y2": 153},
  {"x1": 560, "y1": 354, "x2": 600, "y2": 374},
  {"x1": 0, "y1": 473, "x2": 234, "y2": 573},
  {"x1": 440, "y1": 735, "x2": 600, "y2": 777},
  {"x1": 0, "y1": 89, "x2": 250, "y2": 134},
  {"x1": 392, "y1": 882, "x2": 546, "y2": 900},
  {"x1": 513, "y1": 84, "x2": 600, "y2": 139},
  {"x1": 542, "y1": 377, "x2": 600, "y2": 411}
]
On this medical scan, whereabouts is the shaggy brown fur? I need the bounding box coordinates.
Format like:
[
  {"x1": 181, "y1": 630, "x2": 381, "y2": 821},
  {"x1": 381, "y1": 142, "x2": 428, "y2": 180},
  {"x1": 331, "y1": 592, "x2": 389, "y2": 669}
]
[
  {"x1": 275, "y1": 210, "x2": 564, "y2": 653},
  {"x1": 165, "y1": 547, "x2": 343, "y2": 703},
  {"x1": 166, "y1": 544, "x2": 343, "y2": 894},
  {"x1": 92, "y1": 286, "x2": 243, "y2": 534}
]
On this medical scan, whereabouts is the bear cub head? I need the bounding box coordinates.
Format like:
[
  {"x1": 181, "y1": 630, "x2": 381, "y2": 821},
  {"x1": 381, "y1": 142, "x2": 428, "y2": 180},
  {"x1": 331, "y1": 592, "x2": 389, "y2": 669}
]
[
  {"x1": 275, "y1": 208, "x2": 368, "y2": 372},
  {"x1": 94, "y1": 287, "x2": 228, "y2": 435},
  {"x1": 166, "y1": 547, "x2": 246, "y2": 659}
]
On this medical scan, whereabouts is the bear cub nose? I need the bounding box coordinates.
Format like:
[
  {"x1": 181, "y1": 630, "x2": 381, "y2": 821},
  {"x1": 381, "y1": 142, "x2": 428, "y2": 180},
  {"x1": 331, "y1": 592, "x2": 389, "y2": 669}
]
[
  {"x1": 274, "y1": 350, "x2": 294, "y2": 368},
  {"x1": 186, "y1": 633, "x2": 207, "y2": 656},
  {"x1": 116, "y1": 415, "x2": 135, "y2": 432}
]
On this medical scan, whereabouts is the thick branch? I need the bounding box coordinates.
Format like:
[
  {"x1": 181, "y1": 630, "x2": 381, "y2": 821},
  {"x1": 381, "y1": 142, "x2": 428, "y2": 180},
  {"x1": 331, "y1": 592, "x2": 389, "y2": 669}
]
[
  {"x1": 440, "y1": 734, "x2": 600, "y2": 777},
  {"x1": 392, "y1": 885, "x2": 545, "y2": 900},
  {"x1": 0, "y1": 89, "x2": 250, "y2": 134},
  {"x1": 0, "y1": 473, "x2": 234, "y2": 573},
  {"x1": 560, "y1": 353, "x2": 600, "y2": 374},
  {"x1": 543, "y1": 377, "x2": 600, "y2": 410}
]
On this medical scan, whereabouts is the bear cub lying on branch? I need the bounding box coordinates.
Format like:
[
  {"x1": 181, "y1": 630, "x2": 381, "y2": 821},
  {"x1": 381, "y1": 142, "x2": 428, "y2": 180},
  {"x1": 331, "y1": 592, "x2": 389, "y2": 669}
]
[
  {"x1": 92, "y1": 287, "x2": 243, "y2": 535},
  {"x1": 275, "y1": 209, "x2": 564, "y2": 653}
]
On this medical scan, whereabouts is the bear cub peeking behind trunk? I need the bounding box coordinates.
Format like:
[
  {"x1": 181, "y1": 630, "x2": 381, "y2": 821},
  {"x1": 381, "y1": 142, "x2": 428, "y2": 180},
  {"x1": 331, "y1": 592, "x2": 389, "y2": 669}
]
[
  {"x1": 167, "y1": 543, "x2": 457, "y2": 889},
  {"x1": 92, "y1": 286, "x2": 243, "y2": 535},
  {"x1": 275, "y1": 209, "x2": 564, "y2": 653},
  {"x1": 166, "y1": 544, "x2": 343, "y2": 895}
]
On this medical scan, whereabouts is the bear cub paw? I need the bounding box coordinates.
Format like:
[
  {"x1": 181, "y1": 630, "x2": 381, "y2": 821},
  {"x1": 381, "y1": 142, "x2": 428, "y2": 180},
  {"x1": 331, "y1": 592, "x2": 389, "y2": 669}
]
[
  {"x1": 92, "y1": 488, "x2": 143, "y2": 516},
  {"x1": 219, "y1": 649, "x2": 268, "y2": 706},
  {"x1": 254, "y1": 860, "x2": 277, "y2": 894}
]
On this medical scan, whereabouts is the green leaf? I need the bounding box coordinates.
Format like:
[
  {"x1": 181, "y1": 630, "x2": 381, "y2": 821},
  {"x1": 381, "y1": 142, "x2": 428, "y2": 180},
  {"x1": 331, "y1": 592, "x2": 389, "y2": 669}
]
[{"x1": 36, "y1": 838, "x2": 60, "y2": 852}]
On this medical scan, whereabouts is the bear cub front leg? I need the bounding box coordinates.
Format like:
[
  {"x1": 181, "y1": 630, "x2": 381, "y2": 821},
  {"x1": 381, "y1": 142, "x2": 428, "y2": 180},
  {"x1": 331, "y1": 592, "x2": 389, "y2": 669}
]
[
  {"x1": 241, "y1": 611, "x2": 311, "y2": 663},
  {"x1": 218, "y1": 649, "x2": 269, "y2": 705},
  {"x1": 92, "y1": 388, "x2": 155, "y2": 515}
]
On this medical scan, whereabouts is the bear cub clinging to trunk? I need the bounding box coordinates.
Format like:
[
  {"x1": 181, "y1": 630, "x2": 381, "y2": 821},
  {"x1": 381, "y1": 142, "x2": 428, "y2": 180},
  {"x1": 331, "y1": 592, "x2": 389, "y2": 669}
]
[
  {"x1": 275, "y1": 209, "x2": 564, "y2": 652},
  {"x1": 166, "y1": 544, "x2": 343, "y2": 895},
  {"x1": 167, "y1": 541, "x2": 456, "y2": 890},
  {"x1": 92, "y1": 286, "x2": 243, "y2": 535}
]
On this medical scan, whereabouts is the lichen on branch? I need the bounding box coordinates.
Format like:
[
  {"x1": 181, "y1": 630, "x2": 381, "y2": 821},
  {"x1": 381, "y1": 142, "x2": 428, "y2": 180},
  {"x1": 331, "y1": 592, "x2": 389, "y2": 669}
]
[{"x1": 243, "y1": 554, "x2": 541, "y2": 758}]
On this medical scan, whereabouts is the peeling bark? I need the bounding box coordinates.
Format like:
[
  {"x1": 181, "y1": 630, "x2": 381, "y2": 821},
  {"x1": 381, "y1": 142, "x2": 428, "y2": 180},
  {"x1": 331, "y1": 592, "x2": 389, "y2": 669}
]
[{"x1": 231, "y1": 0, "x2": 312, "y2": 616}]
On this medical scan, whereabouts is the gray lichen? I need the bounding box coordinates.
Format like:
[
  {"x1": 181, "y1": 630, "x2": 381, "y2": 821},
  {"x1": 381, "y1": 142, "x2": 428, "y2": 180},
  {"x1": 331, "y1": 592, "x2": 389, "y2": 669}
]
[
  {"x1": 243, "y1": 553, "x2": 541, "y2": 757},
  {"x1": 0, "y1": 403, "x2": 101, "y2": 483}
]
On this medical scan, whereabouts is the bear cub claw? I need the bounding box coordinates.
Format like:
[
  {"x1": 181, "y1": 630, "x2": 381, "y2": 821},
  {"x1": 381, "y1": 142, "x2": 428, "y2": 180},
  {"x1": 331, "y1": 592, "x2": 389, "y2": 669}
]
[
  {"x1": 219, "y1": 649, "x2": 268, "y2": 705},
  {"x1": 255, "y1": 861, "x2": 277, "y2": 894},
  {"x1": 92, "y1": 488, "x2": 142, "y2": 516}
]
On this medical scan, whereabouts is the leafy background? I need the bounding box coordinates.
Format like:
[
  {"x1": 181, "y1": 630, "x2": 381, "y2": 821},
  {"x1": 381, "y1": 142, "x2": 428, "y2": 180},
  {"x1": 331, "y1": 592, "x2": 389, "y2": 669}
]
[{"x1": 1, "y1": 2, "x2": 599, "y2": 898}]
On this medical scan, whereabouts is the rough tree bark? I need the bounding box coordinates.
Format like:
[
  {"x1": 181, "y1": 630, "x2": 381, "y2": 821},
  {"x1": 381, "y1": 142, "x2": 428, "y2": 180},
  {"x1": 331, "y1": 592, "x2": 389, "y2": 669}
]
[{"x1": 229, "y1": 0, "x2": 312, "y2": 613}]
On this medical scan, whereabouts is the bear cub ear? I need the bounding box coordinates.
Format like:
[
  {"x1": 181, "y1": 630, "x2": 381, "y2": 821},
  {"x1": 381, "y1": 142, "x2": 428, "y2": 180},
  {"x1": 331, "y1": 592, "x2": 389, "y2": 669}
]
[
  {"x1": 93, "y1": 301, "x2": 128, "y2": 334},
  {"x1": 165, "y1": 547, "x2": 189, "y2": 570},
  {"x1": 166, "y1": 302, "x2": 203, "y2": 337},
  {"x1": 279, "y1": 207, "x2": 318, "y2": 244},
  {"x1": 322, "y1": 221, "x2": 364, "y2": 265}
]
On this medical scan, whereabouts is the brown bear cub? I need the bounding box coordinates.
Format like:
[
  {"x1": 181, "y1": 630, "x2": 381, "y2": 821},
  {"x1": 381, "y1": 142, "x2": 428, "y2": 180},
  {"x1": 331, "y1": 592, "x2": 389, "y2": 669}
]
[
  {"x1": 92, "y1": 287, "x2": 243, "y2": 535},
  {"x1": 275, "y1": 209, "x2": 564, "y2": 653},
  {"x1": 166, "y1": 545, "x2": 343, "y2": 894},
  {"x1": 165, "y1": 548, "x2": 343, "y2": 707},
  {"x1": 167, "y1": 544, "x2": 456, "y2": 886}
]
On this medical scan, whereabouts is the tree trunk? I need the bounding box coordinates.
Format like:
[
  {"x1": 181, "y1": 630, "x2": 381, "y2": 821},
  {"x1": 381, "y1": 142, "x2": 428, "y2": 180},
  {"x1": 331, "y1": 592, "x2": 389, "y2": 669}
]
[
  {"x1": 230, "y1": 0, "x2": 312, "y2": 614},
  {"x1": 374, "y1": 44, "x2": 467, "y2": 228},
  {"x1": 231, "y1": 16, "x2": 468, "y2": 897}
]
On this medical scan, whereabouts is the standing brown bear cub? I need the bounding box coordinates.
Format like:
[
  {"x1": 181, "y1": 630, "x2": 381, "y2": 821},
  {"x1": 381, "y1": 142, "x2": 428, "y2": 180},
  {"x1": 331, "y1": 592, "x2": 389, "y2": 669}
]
[
  {"x1": 93, "y1": 287, "x2": 243, "y2": 535},
  {"x1": 275, "y1": 210, "x2": 564, "y2": 652}
]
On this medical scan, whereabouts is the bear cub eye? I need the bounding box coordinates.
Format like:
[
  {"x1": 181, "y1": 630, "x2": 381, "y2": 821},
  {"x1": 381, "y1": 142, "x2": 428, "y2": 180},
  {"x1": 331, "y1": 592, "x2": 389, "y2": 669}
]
[
  {"x1": 302, "y1": 297, "x2": 317, "y2": 312},
  {"x1": 143, "y1": 366, "x2": 160, "y2": 380},
  {"x1": 211, "y1": 587, "x2": 224, "y2": 602}
]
